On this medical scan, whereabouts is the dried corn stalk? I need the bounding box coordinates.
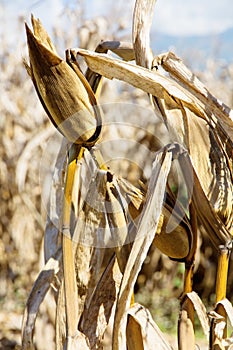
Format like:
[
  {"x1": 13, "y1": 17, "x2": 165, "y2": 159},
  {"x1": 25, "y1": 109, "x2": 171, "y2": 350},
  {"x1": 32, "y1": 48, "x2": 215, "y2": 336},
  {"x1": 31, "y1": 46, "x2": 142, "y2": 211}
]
[{"x1": 22, "y1": 0, "x2": 233, "y2": 349}]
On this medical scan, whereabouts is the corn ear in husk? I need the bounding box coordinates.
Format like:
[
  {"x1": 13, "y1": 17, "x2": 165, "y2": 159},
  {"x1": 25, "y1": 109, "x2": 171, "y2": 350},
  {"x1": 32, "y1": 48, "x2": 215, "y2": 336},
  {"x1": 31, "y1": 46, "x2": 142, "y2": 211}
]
[{"x1": 25, "y1": 16, "x2": 101, "y2": 145}]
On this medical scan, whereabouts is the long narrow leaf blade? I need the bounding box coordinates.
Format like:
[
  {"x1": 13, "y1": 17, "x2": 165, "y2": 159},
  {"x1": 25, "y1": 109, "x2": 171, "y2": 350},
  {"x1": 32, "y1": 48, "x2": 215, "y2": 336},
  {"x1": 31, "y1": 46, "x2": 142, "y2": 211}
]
[{"x1": 113, "y1": 147, "x2": 173, "y2": 350}]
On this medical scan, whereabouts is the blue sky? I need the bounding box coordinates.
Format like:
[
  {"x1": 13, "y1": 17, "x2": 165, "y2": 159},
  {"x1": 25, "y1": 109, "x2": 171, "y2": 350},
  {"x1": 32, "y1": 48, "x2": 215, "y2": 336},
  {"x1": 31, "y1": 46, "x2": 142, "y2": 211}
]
[{"x1": 1, "y1": 0, "x2": 233, "y2": 54}]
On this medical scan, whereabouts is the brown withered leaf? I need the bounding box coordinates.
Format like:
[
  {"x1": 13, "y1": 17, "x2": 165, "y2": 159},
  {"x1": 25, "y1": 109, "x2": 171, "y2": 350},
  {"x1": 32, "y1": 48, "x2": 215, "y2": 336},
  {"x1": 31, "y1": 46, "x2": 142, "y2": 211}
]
[
  {"x1": 127, "y1": 303, "x2": 173, "y2": 350},
  {"x1": 113, "y1": 147, "x2": 173, "y2": 350},
  {"x1": 215, "y1": 299, "x2": 233, "y2": 328},
  {"x1": 119, "y1": 170, "x2": 191, "y2": 260},
  {"x1": 177, "y1": 148, "x2": 231, "y2": 248},
  {"x1": 178, "y1": 291, "x2": 209, "y2": 349},
  {"x1": 77, "y1": 48, "x2": 206, "y2": 117},
  {"x1": 211, "y1": 299, "x2": 233, "y2": 348},
  {"x1": 186, "y1": 292, "x2": 209, "y2": 339},
  {"x1": 105, "y1": 174, "x2": 136, "y2": 274},
  {"x1": 157, "y1": 51, "x2": 233, "y2": 142},
  {"x1": 71, "y1": 169, "x2": 109, "y2": 330},
  {"x1": 44, "y1": 137, "x2": 68, "y2": 263},
  {"x1": 72, "y1": 167, "x2": 143, "y2": 250},
  {"x1": 78, "y1": 48, "x2": 232, "y2": 232},
  {"x1": 80, "y1": 256, "x2": 122, "y2": 350},
  {"x1": 155, "y1": 52, "x2": 233, "y2": 232},
  {"x1": 22, "y1": 249, "x2": 61, "y2": 350},
  {"x1": 73, "y1": 169, "x2": 108, "y2": 247}
]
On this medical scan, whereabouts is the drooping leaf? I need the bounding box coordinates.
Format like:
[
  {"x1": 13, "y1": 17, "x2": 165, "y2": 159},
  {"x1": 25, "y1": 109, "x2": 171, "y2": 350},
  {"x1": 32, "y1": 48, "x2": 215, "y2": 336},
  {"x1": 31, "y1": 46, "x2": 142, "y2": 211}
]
[
  {"x1": 80, "y1": 256, "x2": 122, "y2": 349},
  {"x1": 157, "y1": 51, "x2": 233, "y2": 142},
  {"x1": 177, "y1": 148, "x2": 232, "y2": 248},
  {"x1": 127, "y1": 303, "x2": 173, "y2": 350},
  {"x1": 215, "y1": 299, "x2": 233, "y2": 328},
  {"x1": 186, "y1": 292, "x2": 210, "y2": 339},
  {"x1": 113, "y1": 147, "x2": 173, "y2": 350},
  {"x1": 78, "y1": 48, "x2": 233, "y2": 232},
  {"x1": 44, "y1": 137, "x2": 68, "y2": 263},
  {"x1": 22, "y1": 250, "x2": 61, "y2": 350},
  {"x1": 78, "y1": 49, "x2": 199, "y2": 109}
]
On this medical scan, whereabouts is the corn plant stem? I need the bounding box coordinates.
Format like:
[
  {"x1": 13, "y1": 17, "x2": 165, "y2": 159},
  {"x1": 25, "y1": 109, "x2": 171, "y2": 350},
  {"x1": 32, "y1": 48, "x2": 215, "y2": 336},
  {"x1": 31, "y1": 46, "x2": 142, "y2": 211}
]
[
  {"x1": 183, "y1": 203, "x2": 198, "y2": 324},
  {"x1": 89, "y1": 147, "x2": 108, "y2": 171},
  {"x1": 178, "y1": 204, "x2": 197, "y2": 350},
  {"x1": 215, "y1": 246, "x2": 230, "y2": 303},
  {"x1": 62, "y1": 144, "x2": 83, "y2": 346},
  {"x1": 215, "y1": 246, "x2": 230, "y2": 338}
]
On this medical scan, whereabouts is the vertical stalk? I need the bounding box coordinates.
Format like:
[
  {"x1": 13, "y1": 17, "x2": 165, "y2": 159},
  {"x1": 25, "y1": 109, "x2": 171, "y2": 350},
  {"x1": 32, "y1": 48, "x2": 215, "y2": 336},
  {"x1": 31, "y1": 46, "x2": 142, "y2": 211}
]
[
  {"x1": 215, "y1": 246, "x2": 230, "y2": 303},
  {"x1": 209, "y1": 246, "x2": 230, "y2": 349},
  {"x1": 178, "y1": 203, "x2": 197, "y2": 350},
  {"x1": 215, "y1": 246, "x2": 230, "y2": 338},
  {"x1": 62, "y1": 144, "x2": 83, "y2": 347},
  {"x1": 183, "y1": 202, "x2": 198, "y2": 322}
]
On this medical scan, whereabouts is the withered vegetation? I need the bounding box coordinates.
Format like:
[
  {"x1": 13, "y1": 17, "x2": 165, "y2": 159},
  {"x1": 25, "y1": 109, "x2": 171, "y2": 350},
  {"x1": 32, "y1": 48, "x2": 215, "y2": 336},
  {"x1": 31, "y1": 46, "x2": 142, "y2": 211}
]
[{"x1": 1, "y1": 1, "x2": 233, "y2": 349}]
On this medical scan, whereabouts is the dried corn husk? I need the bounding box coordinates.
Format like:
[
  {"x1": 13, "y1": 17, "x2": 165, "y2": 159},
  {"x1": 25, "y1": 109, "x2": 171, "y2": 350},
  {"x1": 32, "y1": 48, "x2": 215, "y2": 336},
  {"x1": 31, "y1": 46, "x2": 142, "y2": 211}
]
[{"x1": 25, "y1": 16, "x2": 101, "y2": 145}]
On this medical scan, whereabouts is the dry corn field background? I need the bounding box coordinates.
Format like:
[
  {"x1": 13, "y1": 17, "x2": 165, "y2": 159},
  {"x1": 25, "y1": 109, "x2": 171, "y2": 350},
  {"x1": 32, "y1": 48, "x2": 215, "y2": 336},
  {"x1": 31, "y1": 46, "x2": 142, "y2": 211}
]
[{"x1": 1, "y1": 0, "x2": 233, "y2": 349}]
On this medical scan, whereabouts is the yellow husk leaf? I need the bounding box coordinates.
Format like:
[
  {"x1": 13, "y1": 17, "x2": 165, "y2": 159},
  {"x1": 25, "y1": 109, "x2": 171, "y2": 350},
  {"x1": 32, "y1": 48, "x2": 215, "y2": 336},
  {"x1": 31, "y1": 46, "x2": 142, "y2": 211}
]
[{"x1": 25, "y1": 19, "x2": 101, "y2": 145}]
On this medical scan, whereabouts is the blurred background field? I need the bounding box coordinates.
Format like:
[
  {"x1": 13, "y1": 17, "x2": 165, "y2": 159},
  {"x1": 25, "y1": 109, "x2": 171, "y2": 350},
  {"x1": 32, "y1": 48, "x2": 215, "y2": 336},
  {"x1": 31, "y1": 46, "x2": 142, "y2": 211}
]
[{"x1": 1, "y1": 1, "x2": 233, "y2": 349}]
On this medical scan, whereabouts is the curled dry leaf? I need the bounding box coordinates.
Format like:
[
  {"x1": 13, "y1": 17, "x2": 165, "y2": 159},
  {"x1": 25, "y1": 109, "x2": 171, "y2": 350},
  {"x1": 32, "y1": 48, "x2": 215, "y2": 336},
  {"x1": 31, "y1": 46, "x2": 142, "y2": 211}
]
[
  {"x1": 154, "y1": 52, "x2": 233, "y2": 232},
  {"x1": 186, "y1": 292, "x2": 210, "y2": 339},
  {"x1": 73, "y1": 168, "x2": 109, "y2": 248},
  {"x1": 215, "y1": 299, "x2": 233, "y2": 328},
  {"x1": 178, "y1": 149, "x2": 232, "y2": 248},
  {"x1": 70, "y1": 161, "x2": 147, "y2": 347},
  {"x1": 22, "y1": 250, "x2": 61, "y2": 350},
  {"x1": 157, "y1": 51, "x2": 233, "y2": 141},
  {"x1": 25, "y1": 16, "x2": 102, "y2": 146},
  {"x1": 95, "y1": 41, "x2": 135, "y2": 61},
  {"x1": 127, "y1": 303, "x2": 173, "y2": 350},
  {"x1": 72, "y1": 165, "x2": 143, "y2": 250}
]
